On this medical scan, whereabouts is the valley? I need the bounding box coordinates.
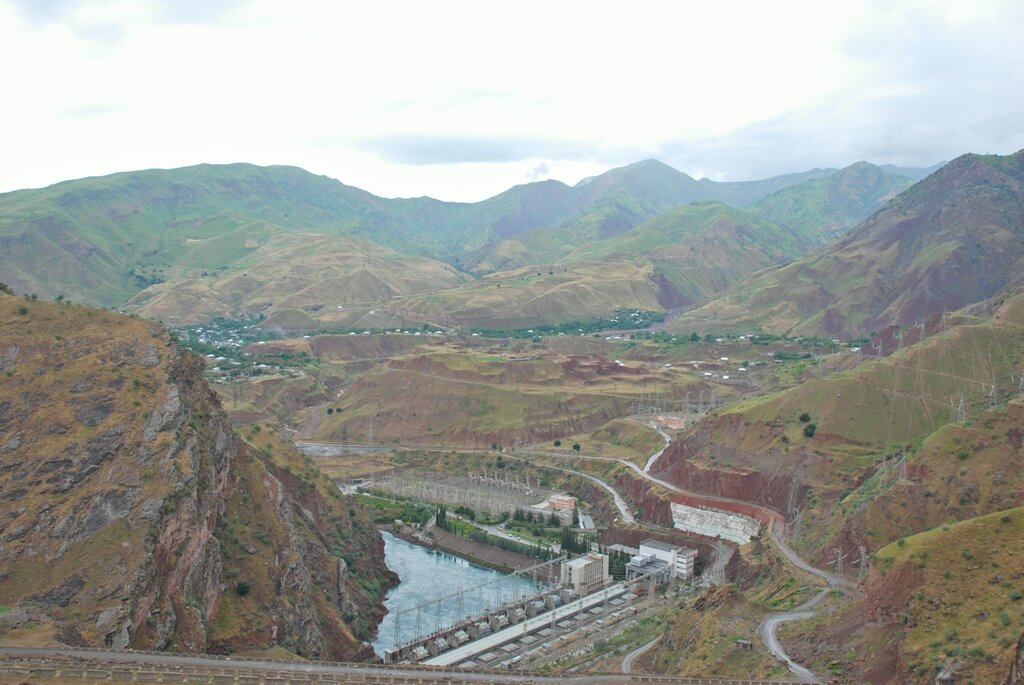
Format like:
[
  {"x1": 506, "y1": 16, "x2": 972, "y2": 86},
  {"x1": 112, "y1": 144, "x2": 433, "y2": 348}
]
[{"x1": 2, "y1": 149, "x2": 1023, "y2": 685}]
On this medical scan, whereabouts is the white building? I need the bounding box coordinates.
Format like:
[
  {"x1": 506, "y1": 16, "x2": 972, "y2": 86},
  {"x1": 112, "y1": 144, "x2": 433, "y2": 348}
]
[
  {"x1": 560, "y1": 553, "x2": 610, "y2": 596},
  {"x1": 639, "y1": 539, "x2": 698, "y2": 580}
]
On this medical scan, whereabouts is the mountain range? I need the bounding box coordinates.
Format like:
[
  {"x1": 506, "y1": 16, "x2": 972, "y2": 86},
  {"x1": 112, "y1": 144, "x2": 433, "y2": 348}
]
[
  {"x1": 0, "y1": 157, "x2": 932, "y2": 327},
  {"x1": 672, "y1": 149, "x2": 1024, "y2": 337}
]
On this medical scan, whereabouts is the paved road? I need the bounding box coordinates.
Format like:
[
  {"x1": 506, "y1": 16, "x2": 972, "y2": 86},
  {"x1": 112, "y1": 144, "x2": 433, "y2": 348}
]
[
  {"x1": 621, "y1": 636, "x2": 660, "y2": 674},
  {"x1": 642, "y1": 428, "x2": 672, "y2": 472},
  {"x1": 756, "y1": 589, "x2": 830, "y2": 685}
]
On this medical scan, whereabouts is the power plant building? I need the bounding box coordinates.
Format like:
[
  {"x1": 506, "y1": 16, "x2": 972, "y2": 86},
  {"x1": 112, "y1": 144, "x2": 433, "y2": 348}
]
[
  {"x1": 560, "y1": 552, "x2": 611, "y2": 596},
  {"x1": 626, "y1": 539, "x2": 698, "y2": 581}
]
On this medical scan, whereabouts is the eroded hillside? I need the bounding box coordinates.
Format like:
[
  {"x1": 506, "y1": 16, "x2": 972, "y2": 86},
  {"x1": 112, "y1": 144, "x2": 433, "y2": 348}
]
[{"x1": 0, "y1": 295, "x2": 394, "y2": 658}]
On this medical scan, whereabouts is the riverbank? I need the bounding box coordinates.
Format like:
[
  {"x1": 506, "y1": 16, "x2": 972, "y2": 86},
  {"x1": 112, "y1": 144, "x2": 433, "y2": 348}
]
[{"x1": 380, "y1": 523, "x2": 548, "y2": 575}]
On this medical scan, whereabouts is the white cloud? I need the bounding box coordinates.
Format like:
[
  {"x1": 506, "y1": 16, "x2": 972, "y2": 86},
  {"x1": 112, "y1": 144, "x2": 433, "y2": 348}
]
[{"x1": 0, "y1": 0, "x2": 1020, "y2": 201}]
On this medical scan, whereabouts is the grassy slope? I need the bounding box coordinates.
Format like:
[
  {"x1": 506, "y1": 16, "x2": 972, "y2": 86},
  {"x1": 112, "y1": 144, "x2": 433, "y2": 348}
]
[
  {"x1": 370, "y1": 260, "x2": 679, "y2": 329},
  {"x1": 748, "y1": 161, "x2": 915, "y2": 242},
  {"x1": 127, "y1": 233, "x2": 468, "y2": 324},
  {"x1": 565, "y1": 202, "x2": 807, "y2": 303},
  {"x1": 671, "y1": 150, "x2": 1024, "y2": 338},
  {"x1": 653, "y1": 289, "x2": 1024, "y2": 567},
  {"x1": 784, "y1": 507, "x2": 1024, "y2": 684}
]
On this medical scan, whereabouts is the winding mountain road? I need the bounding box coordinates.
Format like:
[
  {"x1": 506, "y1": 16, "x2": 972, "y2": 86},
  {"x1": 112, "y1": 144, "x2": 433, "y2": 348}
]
[
  {"x1": 620, "y1": 636, "x2": 660, "y2": 674},
  {"x1": 756, "y1": 589, "x2": 830, "y2": 684},
  {"x1": 521, "y1": 432, "x2": 838, "y2": 683}
]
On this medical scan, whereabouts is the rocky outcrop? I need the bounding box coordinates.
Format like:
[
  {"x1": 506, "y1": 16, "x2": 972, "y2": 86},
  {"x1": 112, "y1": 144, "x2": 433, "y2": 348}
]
[
  {"x1": 0, "y1": 296, "x2": 393, "y2": 660},
  {"x1": 1007, "y1": 631, "x2": 1024, "y2": 685}
]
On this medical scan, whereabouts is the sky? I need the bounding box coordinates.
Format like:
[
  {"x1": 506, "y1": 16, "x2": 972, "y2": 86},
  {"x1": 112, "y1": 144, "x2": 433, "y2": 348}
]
[{"x1": 1, "y1": 0, "x2": 1022, "y2": 202}]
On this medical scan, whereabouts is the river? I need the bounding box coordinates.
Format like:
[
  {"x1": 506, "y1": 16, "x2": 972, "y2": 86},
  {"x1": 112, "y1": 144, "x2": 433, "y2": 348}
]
[{"x1": 372, "y1": 532, "x2": 542, "y2": 656}]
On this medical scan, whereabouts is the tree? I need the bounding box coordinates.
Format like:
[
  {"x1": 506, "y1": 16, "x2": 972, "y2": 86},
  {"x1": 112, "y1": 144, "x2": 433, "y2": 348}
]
[
  {"x1": 689, "y1": 331, "x2": 700, "y2": 341},
  {"x1": 572, "y1": 507, "x2": 580, "y2": 527},
  {"x1": 553, "y1": 439, "x2": 562, "y2": 447},
  {"x1": 803, "y1": 423, "x2": 817, "y2": 438},
  {"x1": 572, "y1": 443, "x2": 581, "y2": 453},
  {"x1": 799, "y1": 412, "x2": 811, "y2": 423},
  {"x1": 548, "y1": 512, "x2": 560, "y2": 527},
  {"x1": 234, "y1": 581, "x2": 251, "y2": 596}
]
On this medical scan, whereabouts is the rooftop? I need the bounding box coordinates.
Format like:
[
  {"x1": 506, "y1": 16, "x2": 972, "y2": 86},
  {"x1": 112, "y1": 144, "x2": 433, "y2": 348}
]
[{"x1": 640, "y1": 538, "x2": 683, "y2": 553}]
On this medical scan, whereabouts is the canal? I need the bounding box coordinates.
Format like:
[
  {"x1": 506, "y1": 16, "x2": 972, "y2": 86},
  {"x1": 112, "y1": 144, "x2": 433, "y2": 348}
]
[{"x1": 372, "y1": 532, "x2": 543, "y2": 656}]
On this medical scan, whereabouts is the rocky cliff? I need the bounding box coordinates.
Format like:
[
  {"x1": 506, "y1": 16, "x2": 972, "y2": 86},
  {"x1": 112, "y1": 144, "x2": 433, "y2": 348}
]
[{"x1": 0, "y1": 294, "x2": 394, "y2": 658}]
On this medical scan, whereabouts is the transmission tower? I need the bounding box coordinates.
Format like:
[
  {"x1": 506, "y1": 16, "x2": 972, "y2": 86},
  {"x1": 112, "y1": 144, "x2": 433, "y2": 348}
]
[
  {"x1": 898, "y1": 448, "x2": 908, "y2": 482},
  {"x1": 855, "y1": 545, "x2": 868, "y2": 581},
  {"x1": 988, "y1": 382, "x2": 997, "y2": 409},
  {"x1": 831, "y1": 548, "x2": 847, "y2": 579},
  {"x1": 956, "y1": 392, "x2": 966, "y2": 423},
  {"x1": 790, "y1": 508, "x2": 803, "y2": 543},
  {"x1": 786, "y1": 477, "x2": 799, "y2": 517}
]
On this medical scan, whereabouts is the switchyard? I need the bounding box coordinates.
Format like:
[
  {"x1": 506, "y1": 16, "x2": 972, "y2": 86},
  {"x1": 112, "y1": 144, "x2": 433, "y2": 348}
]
[{"x1": 363, "y1": 470, "x2": 554, "y2": 517}]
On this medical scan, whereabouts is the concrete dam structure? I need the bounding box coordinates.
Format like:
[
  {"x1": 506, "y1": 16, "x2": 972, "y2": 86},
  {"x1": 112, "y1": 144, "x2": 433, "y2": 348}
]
[{"x1": 669, "y1": 502, "x2": 761, "y2": 545}]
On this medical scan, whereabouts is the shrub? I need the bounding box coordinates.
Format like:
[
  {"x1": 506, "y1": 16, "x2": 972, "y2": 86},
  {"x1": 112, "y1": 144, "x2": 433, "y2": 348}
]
[
  {"x1": 572, "y1": 443, "x2": 581, "y2": 452},
  {"x1": 799, "y1": 413, "x2": 811, "y2": 423},
  {"x1": 1010, "y1": 590, "x2": 1023, "y2": 602},
  {"x1": 803, "y1": 423, "x2": 817, "y2": 438},
  {"x1": 235, "y1": 581, "x2": 251, "y2": 596},
  {"x1": 16, "y1": 306, "x2": 27, "y2": 315},
  {"x1": 553, "y1": 439, "x2": 561, "y2": 447}
]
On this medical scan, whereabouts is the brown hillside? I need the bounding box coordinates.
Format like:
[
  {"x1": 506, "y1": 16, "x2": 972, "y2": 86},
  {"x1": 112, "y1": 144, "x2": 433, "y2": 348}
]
[
  {"x1": 673, "y1": 149, "x2": 1024, "y2": 337},
  {"x1": 0, "y1": 295, "x2": 393, "y2": 658}
]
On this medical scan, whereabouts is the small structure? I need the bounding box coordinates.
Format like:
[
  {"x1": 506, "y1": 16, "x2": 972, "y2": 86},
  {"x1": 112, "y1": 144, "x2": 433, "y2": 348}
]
[
  {"x1": 735, "y1": 639, "x2": 753, "y2": 652},
  {"x1": 639, "y1": 539, "x2": 698, "y2": 580},
  {"x1": 531, "y1": 493, "x2": 577, "y2": 524},
  {"x1": 560, "y1": 552, "x2": 611, "y2": 596}
]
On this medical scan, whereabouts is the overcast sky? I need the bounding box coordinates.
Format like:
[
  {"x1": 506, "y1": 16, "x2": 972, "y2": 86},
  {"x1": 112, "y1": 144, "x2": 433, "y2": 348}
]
[{"x1": 1, "y1": 0, "x2": 1021, "y2": 201}]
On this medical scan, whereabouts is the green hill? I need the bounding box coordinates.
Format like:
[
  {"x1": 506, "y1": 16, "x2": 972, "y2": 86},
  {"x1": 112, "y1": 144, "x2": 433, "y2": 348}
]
[
  {"x1": 0, "y1": 160, "x2": 872, "y2": 309},
  {"x1": 671, "y1": 149, "x2": 1024, "y2": 337},
  {"x1": 563, "y1": 202, "x2": 810, "y2": 306},
  {"x1": 748, "y1": 161, "x2": 918, "y2": 242}
]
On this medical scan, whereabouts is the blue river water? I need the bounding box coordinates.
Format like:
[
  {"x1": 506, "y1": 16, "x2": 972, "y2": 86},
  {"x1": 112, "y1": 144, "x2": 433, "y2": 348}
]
[{"x1": 371, "y1": 531, "x2": 541, "y2": 656}]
